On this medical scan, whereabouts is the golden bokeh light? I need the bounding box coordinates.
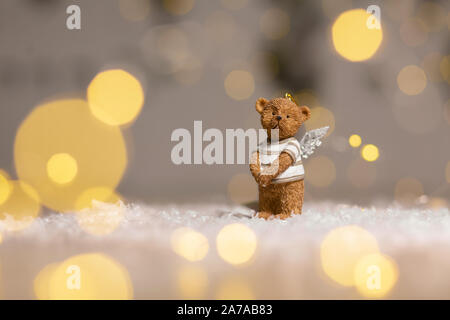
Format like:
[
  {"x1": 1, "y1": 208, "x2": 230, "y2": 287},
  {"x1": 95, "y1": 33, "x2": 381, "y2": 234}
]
[
  {"x1": 118, "y1": 0, "x2": 150, "y2": 22},
  {"x1": 14, "y1": 99, "x2": 127, "y2": 212},
  {"x1": 163, "y1": 0, "x2": 195, "y2": 16},
  {"x1": 347, "y1": 158, "x2": 377, "y2": 188},
  {"x1": 321, "y1": 225, "x2": 380, "y2": 286},
  {"x1": 224, "y1": 70, "x2": 255, "y2": 101},
  {"x1": 399, "y1": 19, "x2": 428, "y2": 47},
  {"x1": 304, "y1": 106, "x2": 335, "y2": 137},
  {"x1": 227, "y1": 173, "x2": 257, "y2": 205},
  {"x1": 88, "y1": 69, "x2": 145, "y2": 126},
  {"x1": 416, "y1": 2, "x2": 447, "y2": 32},
  {"x1": 397, "y1": 65, "x2": 427, "y2": 95},
  {"x1": 216, "y1": 276, "x2": 255, "y2": 300},
  {"x1": 354, "y1": 253, "x2": 398, "y2": 299},
  {"x1": 76, "y1": 197, "x2": 124, "y2": 236},
  {"x1": 348, "y1": 134, "x2": 362, "y2": 148},
  {"x1": 171, "y1": 227, "x2": 209, "y2": 262},
  {"x1": 220, "y1": 0, "x2": 248, "y2": 11},
  {"x1": 47, "y1": 253, "x2": 133, "y2": 300},
  {"x1": 216, "y1": 223, "x2": 257, "y2": 266},
  {"x1": 47, "y1": 153, "x2": 78, "y2": 185},
  {"x1": 259, "y1": 8, "x2": 290, "y2": 40},
  {"x1": 331, "y1": 9, "x2": 383, "y2": 62},
  {"x1": 177, "y1": 265, "x2": 208, "y2": 299},
  {"x1": 394, "y1": 177, "x2": 424, "y2": 205},
  {"x1": 429, "y1": 197, "x2": 448, "y2": 210},
  {"x1": 0, "y1": 171, "x2": 12, "y2": 206},
  {"x1": 304, "y1": 156, "x2": 336, "y2": 188},
  {"x1": 75, "y1": 186, "x2": 122, "y2": 211},
  {"x1": 34, "y1": 263, "x2": 59, "y2": 300},
  {"x1": 0, "y1": 180, "x2": 41, "y2": 232},
  {"x1": 360, "y1": 144, "x2": 379, "y2": 162},
  {"x1": 446, "y1": 161, "x2": 450, "y2": 184}
]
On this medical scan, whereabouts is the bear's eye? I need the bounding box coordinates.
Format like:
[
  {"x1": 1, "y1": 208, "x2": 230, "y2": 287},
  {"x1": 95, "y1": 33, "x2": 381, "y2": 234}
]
[
  {"x1": 286, "y1": 115, "x2": 290, "y2": 118},
  {"x1": 272, "y1": 112, "x2": 275, "y2": 115}
]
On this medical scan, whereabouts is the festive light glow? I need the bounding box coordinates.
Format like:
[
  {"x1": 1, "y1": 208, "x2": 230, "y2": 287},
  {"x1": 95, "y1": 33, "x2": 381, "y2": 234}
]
[
  {"x1": 332, "y1": 9, "x2": 383, "y2": 62},
  {"x1": 216, "y1": 277, "x2": 255, "y2": 300},
  {"x1": 34, "y1": 263, "x2": 59, "y2": 300},
  {"x1": 348, "y1": 134, "x2": 362, "y2": 148},
  {"x1": 304, "y1": 156, "x2": 336, "y2": 188},
  {"x1": 216, "y1": 223, "x2": 257, "y2": 266},
  {"x1": 163, "y1": 0, "x2": 195, "y2": 16},
  {"x1": 224, "y1": 70, "x2": 255, "y2": 101},
  {"x1": 14, "y1": 99, "x2": 127, "y2": 212},
  {"x1": 260, "y1": 8, "x2": 290, "y2": 40},
  {"x1": 118, "y1": 0, "x2": 150, "y2": 22},
  {"x1": 0, "y1": 181, "x2": 41, "y2": 231},
  {"x1": 0, "y1": 171, "x2": 12, "y2": 206},
  {"x1": 75, "y1": 186, "x2": 122, "y2": 211},
  {"x1": 88, "y1": 69, "x2": 144, "y2": 126},
  {"x1": 45, "y1": 253, "x2": 133, "y2": 300},
  {"x1": 394, "y1": 177, "x2": 424, "y2": 205},
  {"x1": 171, "y1": 227, "x2": 209, "y2": 262},
  {"x1": 361, "y1": 144, "x2": 379, "y2": 162},
  {"x1": 397, "y1": 65, "x2": 427, "y2": 95},
  {"x1": 321, "y1": 225, "x2": 380, "y2": 286},
  {"x1": 177, "y1": 265, "x2": 208, "y2": 299},
  {"x1": 304, "y1": 107, "x2": 335, "y2": 137},
  {"x1": 354, "y1": 253, "x2": 398, "y2": 299},
  {"x1": 46, "y1": 153, "x2": 78, "y2": 185},
  {"x1": 227, "y1": 174, "x2": 257, "y2": 205}
]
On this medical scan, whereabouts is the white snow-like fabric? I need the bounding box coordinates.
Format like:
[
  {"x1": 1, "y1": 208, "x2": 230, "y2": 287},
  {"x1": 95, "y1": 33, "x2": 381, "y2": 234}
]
[
  {"x1": 258, "y1": 137, "x2": 304, "y2": 183},
  {"x1": 0, "y1": 201, "x2": 450, "y2": 299}
]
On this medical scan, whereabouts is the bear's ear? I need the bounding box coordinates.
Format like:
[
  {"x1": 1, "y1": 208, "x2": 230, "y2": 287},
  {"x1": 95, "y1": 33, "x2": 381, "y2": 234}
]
[
  {"x1": 300, "y1": 106, "x2": 311, "y2": 120},
  {"x1": 255, "y1": 97, "x2": 269, "y2": 114}
]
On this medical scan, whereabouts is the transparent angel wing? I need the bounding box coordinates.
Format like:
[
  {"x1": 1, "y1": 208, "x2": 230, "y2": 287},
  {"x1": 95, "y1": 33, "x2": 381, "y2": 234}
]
[{"x1": 300, "y1": 126, "x2": 329, "y2": 159}]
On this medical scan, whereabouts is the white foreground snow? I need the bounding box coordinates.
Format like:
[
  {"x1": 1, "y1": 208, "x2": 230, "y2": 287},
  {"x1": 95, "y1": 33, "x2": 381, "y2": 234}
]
[{"x1": 1, "y1": 201, "x2": 450, "y2": 299}]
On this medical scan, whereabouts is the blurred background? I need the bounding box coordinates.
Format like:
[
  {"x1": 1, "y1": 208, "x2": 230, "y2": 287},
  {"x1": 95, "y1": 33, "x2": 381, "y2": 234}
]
[
  {"x1": 0, "y1": 0, "x2": 449, "y2": 210},
  {"x1": 0, "y1": 0, "x2": 449, "y2": 301}
]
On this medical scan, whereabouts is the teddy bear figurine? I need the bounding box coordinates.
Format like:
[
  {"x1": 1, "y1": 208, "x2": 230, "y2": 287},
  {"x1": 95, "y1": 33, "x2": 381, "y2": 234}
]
[{"x1": 249, "y1": 93, "x2": 328, "y2": 220}]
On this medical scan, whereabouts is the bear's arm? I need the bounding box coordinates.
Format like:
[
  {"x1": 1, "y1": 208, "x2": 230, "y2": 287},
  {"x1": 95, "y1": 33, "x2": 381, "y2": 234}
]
[
  {"x1": 249, "y1": 151, "x2": 260, "y2": 181},
  {"x1": 258, "y1": 152, "x2": 294, "y2": 186}
]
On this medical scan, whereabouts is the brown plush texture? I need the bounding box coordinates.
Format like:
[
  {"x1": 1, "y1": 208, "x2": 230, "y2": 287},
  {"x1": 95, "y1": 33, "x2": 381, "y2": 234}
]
[{"x1": 250, "y1": 96, "x2": 311, "y2": 220}]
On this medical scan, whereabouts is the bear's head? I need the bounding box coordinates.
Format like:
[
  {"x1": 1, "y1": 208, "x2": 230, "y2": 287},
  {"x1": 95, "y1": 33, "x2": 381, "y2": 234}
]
[{"x1": 255, "y1": 95, "x2": 311, "y2": 140}]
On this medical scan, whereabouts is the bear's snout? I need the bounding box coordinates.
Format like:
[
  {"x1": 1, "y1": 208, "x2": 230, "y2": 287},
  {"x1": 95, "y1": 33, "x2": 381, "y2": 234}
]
[{"x1": 276, "y1": 115, "x2": 282, "y2": 120}]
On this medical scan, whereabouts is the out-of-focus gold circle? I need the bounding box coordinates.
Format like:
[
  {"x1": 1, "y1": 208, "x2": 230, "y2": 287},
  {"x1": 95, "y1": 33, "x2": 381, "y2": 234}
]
[
  {"x1": 332, "y1": 9, "x2": 383, "y2": 62},
  {"x1": 224, "y1": 70, "x2": 255, "y2": 101},
  {"x1": 171, "y1": 227, "x2": 209, "y2": 262},
  {"x1": 48, "y1": 253, "x2": 133, "y2": 300},
  {"x1": 88, "y1": 69, "x2": 145, "y2": 126},
  {"x1": 321, "y1": 225, "x2": 380, "y2": 286},
  {"x1": 304, "y1": 156, "x2": 336, "y2": 188},
  {"x1": 47, "y1": 153, "x2": 78, "y2": 185},
  {"x1": 216, "y1": 276, "x2": 255, "y2": 300},
  {"x1": 177, "y1": 265, "x2": 208, "y2": 299},
  {"x1": 0, "y1": 171, "x2": 12, "y2": 206},
  {"x1": 216, "y1": 223, "x2": 257, "y2": 266},
  {"x1": 0, "y1": 180, "x2": 41, "y2": 231},
  {"x1": 348, "y1": 134, "x2": 362, "y2": 148},
  {"x1": 34, "y1": 263, "x2": 59, "y2": 300},
  {"x1": 14, "y1": 99, "x2": 127, "y2": 212},
  {"x1": 304, "y1": 107, "x2": 335, "y2": 137},
  {"x1": 397, "y1": 65, "x2": 427, "y2": 95},
  {"x1": 361, "y1": 144, "x2": 379, "y2": 162},
  {"x1": 354, "y1": 253, "x2": 398, "y2": 298}
]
